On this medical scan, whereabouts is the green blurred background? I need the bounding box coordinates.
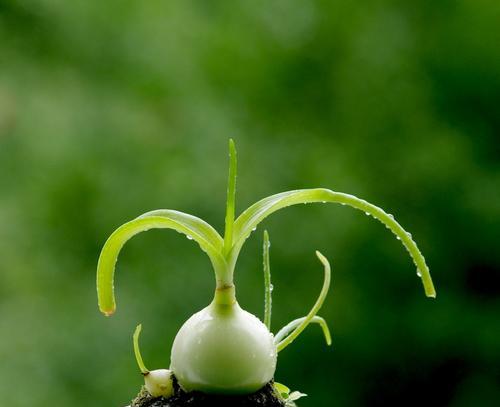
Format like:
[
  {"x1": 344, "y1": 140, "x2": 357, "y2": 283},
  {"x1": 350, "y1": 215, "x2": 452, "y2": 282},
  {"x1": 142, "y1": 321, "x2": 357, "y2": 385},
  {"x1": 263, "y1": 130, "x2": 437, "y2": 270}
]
[{"x1": 1, "y1": 1, "x2": 499, "y2": 406}]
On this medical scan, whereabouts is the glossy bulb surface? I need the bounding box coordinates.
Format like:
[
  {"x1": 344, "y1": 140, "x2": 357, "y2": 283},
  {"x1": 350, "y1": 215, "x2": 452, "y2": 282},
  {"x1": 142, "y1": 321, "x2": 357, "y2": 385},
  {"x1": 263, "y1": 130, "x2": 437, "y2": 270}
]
[{"x1": 170, "y1": 302, "x2": 277, "y2": 394}]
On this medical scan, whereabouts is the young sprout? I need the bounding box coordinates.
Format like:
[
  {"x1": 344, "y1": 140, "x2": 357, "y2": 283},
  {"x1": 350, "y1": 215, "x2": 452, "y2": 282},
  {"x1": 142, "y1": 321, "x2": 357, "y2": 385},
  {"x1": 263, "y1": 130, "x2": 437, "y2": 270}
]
[
  {"x1": 96, "y1": 139, "x2": 436, "y2": 398},
  {"x1": 262, "y1": 230, "x2": 332, "y2": 351},
  {"x1": 133, "y1": 325, "x2": 173, "y2": 398},
  {"x1": 273, "y1": 251, "x2": 332, "y2": 352},
  {"x1": 263, "y1": 230, "x2": 272, "y2": 330}
]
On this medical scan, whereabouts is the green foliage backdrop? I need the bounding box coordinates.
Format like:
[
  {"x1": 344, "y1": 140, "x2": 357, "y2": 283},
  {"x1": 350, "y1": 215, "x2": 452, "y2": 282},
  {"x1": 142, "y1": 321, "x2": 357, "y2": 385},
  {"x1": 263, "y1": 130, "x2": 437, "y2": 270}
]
[{"x1": 0, "y1": 1, "x2": 499, "y2": 406}]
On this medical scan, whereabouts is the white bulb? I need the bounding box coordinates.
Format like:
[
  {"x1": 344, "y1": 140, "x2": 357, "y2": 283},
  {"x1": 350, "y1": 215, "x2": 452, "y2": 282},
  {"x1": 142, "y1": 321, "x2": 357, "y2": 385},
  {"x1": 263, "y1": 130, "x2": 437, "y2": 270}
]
[{"x1": 171, "y1": 302, "x2": 277, "y2": 394}]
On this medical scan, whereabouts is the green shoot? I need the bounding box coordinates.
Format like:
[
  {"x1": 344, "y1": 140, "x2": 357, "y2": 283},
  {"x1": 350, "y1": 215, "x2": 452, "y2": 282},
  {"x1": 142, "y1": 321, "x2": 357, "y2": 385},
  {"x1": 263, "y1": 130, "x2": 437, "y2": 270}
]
[
  {"x1": 277, "y1": 251, "x2": 331, "y2": 352},
  {"x1": 133, "y1": 324, "x2": 149, "y2": 374},
  {"x1": 223, "y1": 139, "x2": 237, "y2": 256},
  {"x1": 274, "y1": 315, "x2": 331, "y2": 348},
  {"x1": 263, "y1": 230, "x2": 272, "y2": 330}
]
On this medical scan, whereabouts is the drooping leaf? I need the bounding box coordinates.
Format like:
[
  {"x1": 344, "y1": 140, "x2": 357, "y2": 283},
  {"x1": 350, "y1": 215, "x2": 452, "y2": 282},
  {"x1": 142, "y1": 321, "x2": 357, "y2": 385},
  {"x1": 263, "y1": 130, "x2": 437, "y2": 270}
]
[
  {"x1": 231, "y1": 188, "x2": 435, "y2": 297},
  {"x1": 97, "y1": 210, "x2": 225, "y2": 315}
]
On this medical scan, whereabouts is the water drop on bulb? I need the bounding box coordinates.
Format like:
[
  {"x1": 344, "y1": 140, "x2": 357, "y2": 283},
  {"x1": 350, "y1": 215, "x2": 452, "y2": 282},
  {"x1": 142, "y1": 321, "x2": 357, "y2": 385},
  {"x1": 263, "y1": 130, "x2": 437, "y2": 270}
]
[
  {"x1": 269, "y1": 284, "x2": 274, "y2": 292},
  {"x1": 186, "y1": 235, "x2": 193, "y2": 240},
  {"x1": 417, "y1": 271, "x2": 422, "y2": 277},
  {"x1": 388, "y1": 214, "x2": 394, "y2": 220},
  {"x1": 396, "y1": 236, "x2": 401, "y2": 240},
  {"x1": 252, "y1": 227, "x2": 257, "y2": 232},
  {"x1": 364, "y1": 212, "x2": 370, "y2": 216}
]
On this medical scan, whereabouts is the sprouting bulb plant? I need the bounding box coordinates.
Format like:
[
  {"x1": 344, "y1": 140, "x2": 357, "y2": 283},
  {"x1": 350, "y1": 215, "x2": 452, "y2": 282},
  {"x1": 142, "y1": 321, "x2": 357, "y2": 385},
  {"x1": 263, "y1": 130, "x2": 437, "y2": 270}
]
[{"x1": 96, "y1": 139, "x2": 436, "y2": 397}]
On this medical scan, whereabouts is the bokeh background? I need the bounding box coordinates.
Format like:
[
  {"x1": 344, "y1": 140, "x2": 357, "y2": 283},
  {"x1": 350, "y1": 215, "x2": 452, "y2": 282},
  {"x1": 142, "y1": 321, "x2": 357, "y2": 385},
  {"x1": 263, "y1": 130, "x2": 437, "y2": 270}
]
[{"x1": 1, "y1": 1, "x2": 499, "y2": 406}]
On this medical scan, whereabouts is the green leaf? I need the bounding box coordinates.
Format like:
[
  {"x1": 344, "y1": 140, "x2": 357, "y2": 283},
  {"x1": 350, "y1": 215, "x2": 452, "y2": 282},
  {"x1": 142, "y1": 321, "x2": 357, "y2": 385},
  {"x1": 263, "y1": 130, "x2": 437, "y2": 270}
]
[
  {"x1": 231, "y1": 188, "x2": 436, "y2": 298},
  {"x1": 274, "y1": 315, "x2": 332, "y2": 347},
  {"x1": 97, "y1": 210, "x2": 226, "y2": 315},
  {"x1": 133, "y1": 324, "x2": 149, "y2": 374},
  {"x1": 223, "y1": 138, "x2": 237, "y2": 254},
  {"x1": 276, "y1": 251, "x2": 331, "y2": 352},
  {"x1": 273, "y1": 382, "x2": 290, "y2": 399},
  {"x1": 263, "y1": 230, "x2": 272, "y2": 330}
]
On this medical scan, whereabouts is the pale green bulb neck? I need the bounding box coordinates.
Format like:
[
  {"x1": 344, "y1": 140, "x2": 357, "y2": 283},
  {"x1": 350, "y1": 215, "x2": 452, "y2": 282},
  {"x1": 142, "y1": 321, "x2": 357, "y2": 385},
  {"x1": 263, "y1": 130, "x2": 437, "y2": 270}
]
[{"x1": 213, "y1": 284, "x2": 236, "y2": 306}]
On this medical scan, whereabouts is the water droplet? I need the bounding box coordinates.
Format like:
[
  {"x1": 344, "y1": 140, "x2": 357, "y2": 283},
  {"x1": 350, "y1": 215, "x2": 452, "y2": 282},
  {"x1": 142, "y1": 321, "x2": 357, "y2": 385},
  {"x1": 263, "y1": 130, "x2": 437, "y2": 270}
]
[
  {"x1": 269, "y1": 284, "x2": 274, "y2": 292},
  {"x1": 340, "y1": 203, "x2": 346, "y2": 206},
  {"x1": 364, "y1": 212, "x2": 370, "y2": 216},
  {"x1": 396, "y1": 236, "x2": 401, "y2": 240},
  {"x1": 252, "y1": 227, "x2": 257, "y2": 232},
  {"x1": 406, "y1": 232, "x2": 412, "y2": 239},
  {"x1": 417, "y1": 271, "x2": 422, "y2": 277},
  {"x1": 321, "y1": 201, "x2": 326, "y2": 203},
  {"x1": 388, "y1": 214, "x2": 394, "y2": 220},
  {"x1": 186, "y1": 235, "x2": 193, "y2": 240}
]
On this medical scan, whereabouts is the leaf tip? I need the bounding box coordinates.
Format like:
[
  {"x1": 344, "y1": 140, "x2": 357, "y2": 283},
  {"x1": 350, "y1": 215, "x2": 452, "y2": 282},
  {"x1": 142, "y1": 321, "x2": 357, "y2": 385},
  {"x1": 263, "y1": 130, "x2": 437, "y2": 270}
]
[
  {"x1": 99, "y1": 301, "x2": 116, "y2": 316},
  {"x1": 315, "y1": 250, "x2": 329, "y2": 266},
  {"x1": 229, "y1": 138, "x2": 236, "y2": 153}
]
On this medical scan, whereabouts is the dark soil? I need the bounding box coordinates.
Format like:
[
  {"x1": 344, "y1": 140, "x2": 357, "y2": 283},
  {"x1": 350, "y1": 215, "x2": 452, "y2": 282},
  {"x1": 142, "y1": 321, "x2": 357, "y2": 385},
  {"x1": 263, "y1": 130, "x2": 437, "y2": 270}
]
[{"x1": 130, "y1": 379, "x2": 285, "y2": 407}]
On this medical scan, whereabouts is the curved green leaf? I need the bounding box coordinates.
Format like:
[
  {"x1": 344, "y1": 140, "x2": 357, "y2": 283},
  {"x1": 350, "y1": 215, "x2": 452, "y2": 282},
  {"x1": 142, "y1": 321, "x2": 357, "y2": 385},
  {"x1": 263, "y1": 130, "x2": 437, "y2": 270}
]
[
  {"x1": 276, "y1": 251, "x2": 331, "y2": 352},
  {"x1": 232, "y1": 189, "x2": 436, "y2": 298},
  {"x1": 274, "y1": 315, "x2": 331, "y2": 348},
  {"x1": 133, "y1": 324, "x2": 149, "y2": 374},
  {"x1": 97, "y1": 210, "x2": 226, "y2": 315},
  {"x1": 139, "y1": 210, "x2": 224, "y2": 250}
]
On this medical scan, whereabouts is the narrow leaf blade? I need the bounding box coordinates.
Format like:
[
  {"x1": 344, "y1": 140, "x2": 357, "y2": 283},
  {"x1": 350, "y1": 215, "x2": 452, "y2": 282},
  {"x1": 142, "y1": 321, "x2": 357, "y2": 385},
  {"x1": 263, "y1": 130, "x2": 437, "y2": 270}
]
[
  {"x1": 232, "y1": 189, "x2": 436, "y2": 297},
  {"x1": 97, "y1": 210, "x2": 225, "y2": 315}
]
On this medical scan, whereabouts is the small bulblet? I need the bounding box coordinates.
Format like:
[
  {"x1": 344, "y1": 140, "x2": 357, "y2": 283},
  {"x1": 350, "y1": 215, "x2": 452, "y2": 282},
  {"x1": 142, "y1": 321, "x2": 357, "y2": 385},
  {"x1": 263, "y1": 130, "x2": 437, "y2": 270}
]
[
  {"x1": 144, "y1": 369, "x2": 173, "y2": 397},
  {"x1": 170, "y1": 302, "x2": 277, "y2": 394}
]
